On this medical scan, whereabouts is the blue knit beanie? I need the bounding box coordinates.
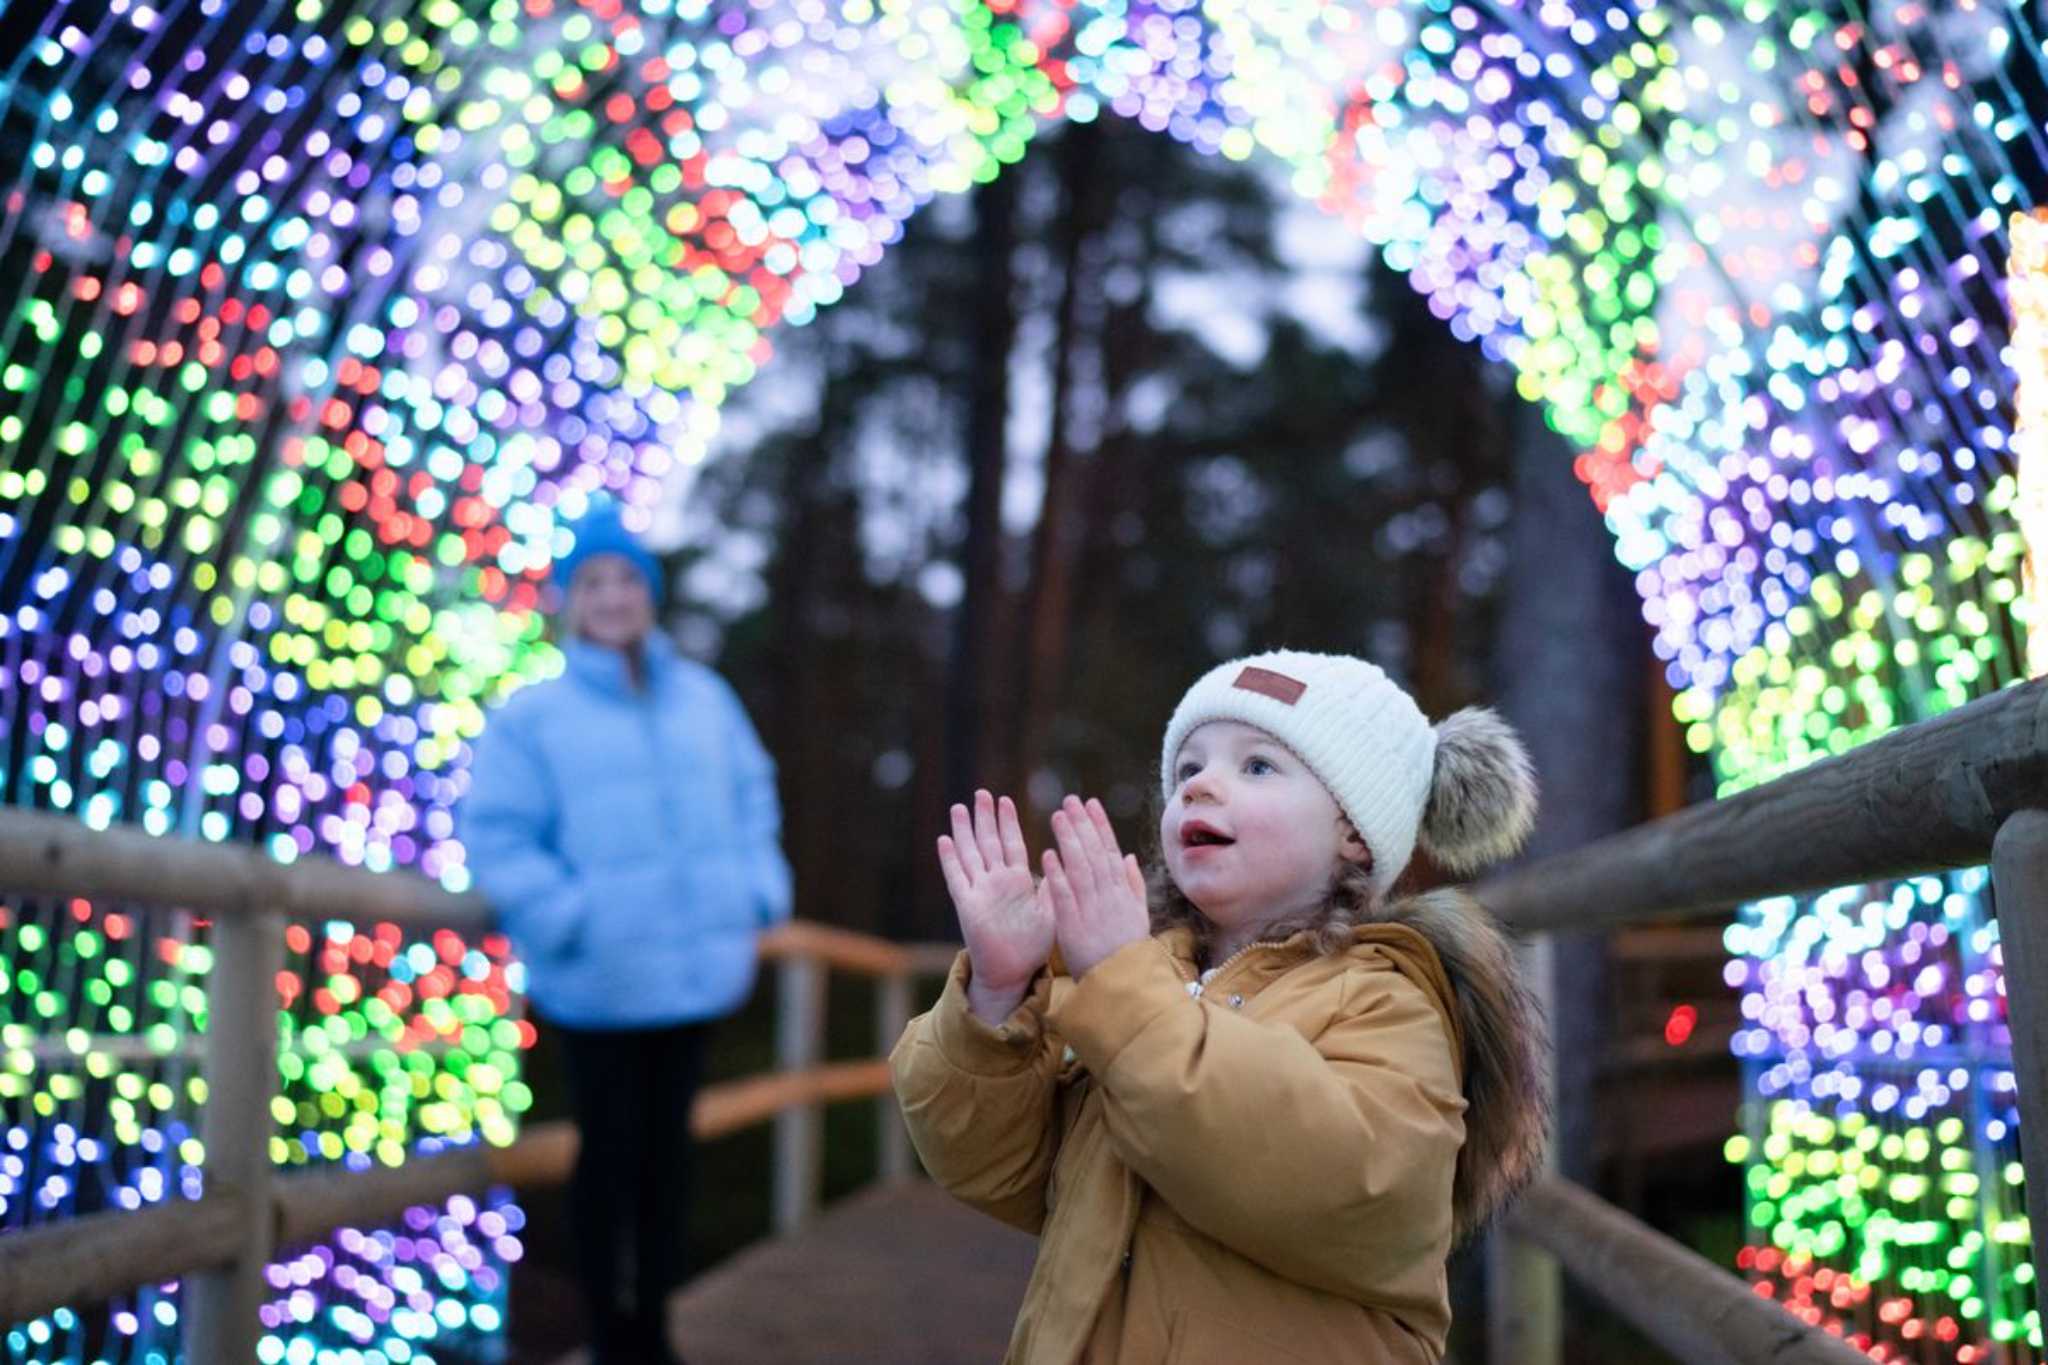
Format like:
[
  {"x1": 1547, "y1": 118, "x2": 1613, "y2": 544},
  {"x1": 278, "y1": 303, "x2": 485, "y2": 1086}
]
[{"x1": 552, "y1": 503, "x2": 664, "y2": 603}]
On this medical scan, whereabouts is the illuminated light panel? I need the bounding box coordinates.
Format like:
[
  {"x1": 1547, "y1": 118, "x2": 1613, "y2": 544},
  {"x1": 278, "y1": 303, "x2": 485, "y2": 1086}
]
[
  {"x1": 1728, "y1": 870, "x2": 2038, "y2": 1359},
  {"x1": 0, "y1": 891, "x2": 530, "y2": 1360}
]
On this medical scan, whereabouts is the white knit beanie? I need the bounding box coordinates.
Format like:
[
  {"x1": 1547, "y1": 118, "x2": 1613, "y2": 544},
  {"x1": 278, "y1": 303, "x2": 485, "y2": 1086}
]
[{"x1": 1158, "y1": 651, "x2": 1538, "y2": 896}]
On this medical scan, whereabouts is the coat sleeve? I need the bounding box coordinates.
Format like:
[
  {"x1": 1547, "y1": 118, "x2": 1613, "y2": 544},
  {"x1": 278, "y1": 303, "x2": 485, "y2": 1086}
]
[
  {"x1": 709, "y1": 674, "x2": 793, "y2": 927},
  {"x1": 1047, "y1": 938, "x2": 1464, "y2": 1302},
  {"x1": 890, "y1": 951, "x2": 1064, "y2": 1234},
  {"x1": 460, "y1": 707, "x2": 589, "y2": 959}
]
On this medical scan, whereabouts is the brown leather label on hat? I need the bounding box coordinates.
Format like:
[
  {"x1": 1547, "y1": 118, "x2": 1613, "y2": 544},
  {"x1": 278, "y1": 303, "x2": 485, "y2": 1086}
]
[{"x1": 1233, "y1": 666, "x2": 1306, "y2": 705}]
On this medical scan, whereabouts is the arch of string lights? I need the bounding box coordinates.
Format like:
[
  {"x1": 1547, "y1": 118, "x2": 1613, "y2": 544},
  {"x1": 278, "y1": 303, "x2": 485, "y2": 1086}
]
[{"x1": 0, "y1": 0, "x2": 2043, "y2": 1359}]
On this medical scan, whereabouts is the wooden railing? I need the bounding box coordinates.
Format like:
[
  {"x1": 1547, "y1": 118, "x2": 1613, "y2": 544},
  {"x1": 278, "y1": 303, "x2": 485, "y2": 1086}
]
[
  {"x1": 1476, "y1": 676, "x2": 2048, "y2": 1365},
  {"x1": 2, "y1": 676, "x2": 2043, "y2": 1363},
  {"x1": 0, "y1": 809, "x2": 955, "y2": 1359}
]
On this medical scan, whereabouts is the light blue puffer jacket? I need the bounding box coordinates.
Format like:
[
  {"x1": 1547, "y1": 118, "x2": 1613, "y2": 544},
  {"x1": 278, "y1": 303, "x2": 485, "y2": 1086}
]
[{"x1": 460, "y1": 635, "x2": 793, "y2": 1028}]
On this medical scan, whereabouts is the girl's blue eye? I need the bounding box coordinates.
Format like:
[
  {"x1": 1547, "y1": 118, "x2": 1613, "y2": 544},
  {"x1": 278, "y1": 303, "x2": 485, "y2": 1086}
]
[
  {"x1": 1176, "y1": 762, "x2": 1201, "y2": 782},
  {"x1": 1244, "y1": 756, "x2": 1275, "y2": 775}
]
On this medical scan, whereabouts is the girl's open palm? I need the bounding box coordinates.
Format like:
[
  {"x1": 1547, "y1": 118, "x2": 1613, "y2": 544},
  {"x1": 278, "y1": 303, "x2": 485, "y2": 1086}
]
[
  {"x1": 938, "y1": 791, "x2": 1053, "y2": 998},
  {"x1": 1044, "y1": 795, "x2": 1151, "y2": 978}
]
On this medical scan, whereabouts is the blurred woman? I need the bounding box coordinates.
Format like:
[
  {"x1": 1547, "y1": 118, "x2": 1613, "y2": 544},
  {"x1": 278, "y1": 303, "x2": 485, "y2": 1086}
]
[{"x1": 462, "y1": 502, "x2": 792, "y2": 1365}]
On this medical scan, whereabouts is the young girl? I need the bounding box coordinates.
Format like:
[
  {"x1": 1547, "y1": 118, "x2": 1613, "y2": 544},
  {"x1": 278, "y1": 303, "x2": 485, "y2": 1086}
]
[{"x1": 891, "y1": 650, "x2": 1549, "y2": 1364}]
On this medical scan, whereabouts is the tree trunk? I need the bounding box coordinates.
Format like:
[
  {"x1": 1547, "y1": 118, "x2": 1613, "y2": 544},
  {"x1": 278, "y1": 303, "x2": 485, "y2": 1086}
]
[
  {"x1": 1494, "y1": 401, "x2": 1644, "y2": 1181},
  {"x1": 926, "y1": 171, "x2": 1018, "y2": 935},
  {"x1": 1064, "y1": 182, "x2": 1159, "y2": 778},
  {"x1": 1017, "y1": 122, "x2": 1104, "y2": 801},
  {"x1": 768, "y1": 370, "x2": 855, "y2": 929}
]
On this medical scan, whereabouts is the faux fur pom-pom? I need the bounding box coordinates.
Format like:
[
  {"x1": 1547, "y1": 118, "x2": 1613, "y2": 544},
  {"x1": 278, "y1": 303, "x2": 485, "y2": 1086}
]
[{"x1": 1417, "y1": 708, "x2": 1538, "y2": 876}]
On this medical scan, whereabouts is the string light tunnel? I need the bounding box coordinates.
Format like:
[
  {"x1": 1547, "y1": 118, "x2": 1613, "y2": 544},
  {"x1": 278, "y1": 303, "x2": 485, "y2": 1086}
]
[{"x1": 0, "y1": 0, "x2": 2042, "y2": 1359}]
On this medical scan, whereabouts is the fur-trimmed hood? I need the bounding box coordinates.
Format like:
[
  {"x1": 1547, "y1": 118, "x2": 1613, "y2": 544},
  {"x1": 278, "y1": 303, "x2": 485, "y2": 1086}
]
[
  {"x1": 1148, "y1": 868, "x2": 1553, "y2": 1243},
  {"x1": 1357, "y1": 886, "x2": 1551, "y2": 1243}
]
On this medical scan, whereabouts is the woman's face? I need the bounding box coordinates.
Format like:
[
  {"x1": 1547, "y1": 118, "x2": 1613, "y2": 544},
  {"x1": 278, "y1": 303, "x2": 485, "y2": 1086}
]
[{"x1": 566, "y1": 554, "x2": 655, "y2": 650}]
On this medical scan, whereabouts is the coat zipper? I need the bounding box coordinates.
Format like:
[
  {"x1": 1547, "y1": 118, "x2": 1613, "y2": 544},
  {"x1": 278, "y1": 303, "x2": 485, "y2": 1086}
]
[{"x1": 1183, "y1": 940, "x2": 1268, "y2": 1005}]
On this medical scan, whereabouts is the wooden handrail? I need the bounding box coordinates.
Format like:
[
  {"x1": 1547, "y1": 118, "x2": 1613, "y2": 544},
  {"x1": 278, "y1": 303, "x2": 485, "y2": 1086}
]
[
  {"x1": 700, "y1": 1060, "x2": 896, "y2": 1138},
  {"x1": 0, "y1": 900, "x2": 937, "y2": 1326},
  {"x1": 6, "y1": 667, "x2": 2043, "y2": 1365},
  {"x1": 0, "y1": 1054, "x2": 909, "y2": 1324},
  {"x1": 0, "y1": 1194, "x2": 248, "y2": 1326},
  {"x1": 0, "y1": 805, "x2": 957, "y2": 1321},
  {"x1": 1478, "y1": 678, "x2": 2048, "y2": 1365},
  {"x1": 0, "y1": 805, "x2": 972, "y2": 971},
  {"x1": 1478, "y1": 676, "x2": 2048, "y2": 932},
  {"x1": 277, "y1": 1140, "x2": 522, "y2": 1247},
  {"x1": 1508, "y1": 1178, "x2": 1871, "y2": 1365},
  {"x1": 759, "y1": 919, "x2": 957, "y2": 977},
  {"x1": 0, "y1": 806, "x2": 490, "y2": 930}
]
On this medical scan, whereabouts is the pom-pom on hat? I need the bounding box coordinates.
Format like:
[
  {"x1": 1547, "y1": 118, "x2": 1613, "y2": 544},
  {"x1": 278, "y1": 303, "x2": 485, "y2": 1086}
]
[
  {"x1": 551, "y1": 502, "x2": 664, "y2": 604},
  {"x1": 1158, "y1": 651, "x2": 1537, "y2": 896}
]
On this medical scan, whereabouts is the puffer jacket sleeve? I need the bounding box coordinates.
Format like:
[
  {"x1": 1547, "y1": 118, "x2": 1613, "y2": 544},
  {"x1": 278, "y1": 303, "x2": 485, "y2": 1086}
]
[
  {"x1": 708, "y1": 673, "x2": 793, "y2": 927},
  {"x1": 1047, "y1": 938, "x2": 1464, "y2": 1303},
  {"x1": 890, "y1": 952, "x2": 1064, "y2": 1234},
  {"x1": 460, "y1": 705, "x2": 588, "y2": 959}
]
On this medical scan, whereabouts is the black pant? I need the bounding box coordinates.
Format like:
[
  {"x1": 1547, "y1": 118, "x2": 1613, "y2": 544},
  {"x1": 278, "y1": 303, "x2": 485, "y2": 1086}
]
[{"x1": 555, "y1": 1018, "x2": 712, "y2": 1361}]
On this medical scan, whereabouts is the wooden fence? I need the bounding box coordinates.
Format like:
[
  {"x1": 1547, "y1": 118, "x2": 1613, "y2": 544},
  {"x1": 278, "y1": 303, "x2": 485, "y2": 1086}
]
[
  {"x1": 0, "y1": 810, "x2": 954, "y2": 1358},
  {"x1": 0, "y1": 674, "x2": 2042, "y2": 1363},
  {"x1": 1478, "y1": 676, "x2": 2048, "y2": 1365}
]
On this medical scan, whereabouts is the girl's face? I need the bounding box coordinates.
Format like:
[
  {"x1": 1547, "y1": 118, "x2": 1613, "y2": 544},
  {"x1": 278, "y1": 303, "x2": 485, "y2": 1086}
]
[
  {"x1": 566, "y1": 554, "x2": 655, "y2": 650},
  {"x1": 1160, "y1": 720, "x2": 1369, "y2": 943}
]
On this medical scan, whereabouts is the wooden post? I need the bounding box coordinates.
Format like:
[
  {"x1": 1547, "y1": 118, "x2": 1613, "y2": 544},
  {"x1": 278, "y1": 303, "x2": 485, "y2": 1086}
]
[
  {"x1": 876, "y1": 971, "x2": 913, "y2": 1181},
  {"x1": 1490, "y1": 931, "x2": 1560, "y2": 1365},
  {"x1": 1992, "y1": 810, "x2": 2048, "y2": 1352},
  {"x1": 773, "y1": 953, "x2": 826, "y2": 1233},
  {"x1": 183, "y1": 910, "x2": 285, "y2": 1361}
]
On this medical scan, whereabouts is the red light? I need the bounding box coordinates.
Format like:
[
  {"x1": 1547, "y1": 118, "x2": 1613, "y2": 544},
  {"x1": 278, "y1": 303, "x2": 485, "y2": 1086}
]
[{"x1": 1664, "y1": 1003, "x2": 1698, "y2": 1046}]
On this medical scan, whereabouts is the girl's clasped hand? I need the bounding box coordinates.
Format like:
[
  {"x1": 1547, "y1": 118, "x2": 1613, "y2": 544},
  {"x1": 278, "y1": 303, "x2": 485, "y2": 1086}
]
[{"x1": 936, "y1": 790, "x2": 1150, "y2": 1025}]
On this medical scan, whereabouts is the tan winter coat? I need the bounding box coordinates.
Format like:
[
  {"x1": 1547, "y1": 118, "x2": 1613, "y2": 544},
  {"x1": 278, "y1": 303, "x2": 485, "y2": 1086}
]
[{"x1": 891, "y1": 897, "x2": 1539, "y2": 1365}]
